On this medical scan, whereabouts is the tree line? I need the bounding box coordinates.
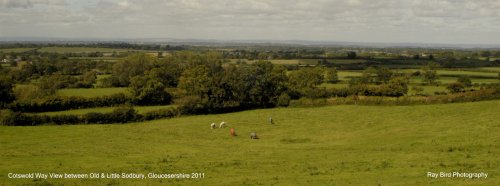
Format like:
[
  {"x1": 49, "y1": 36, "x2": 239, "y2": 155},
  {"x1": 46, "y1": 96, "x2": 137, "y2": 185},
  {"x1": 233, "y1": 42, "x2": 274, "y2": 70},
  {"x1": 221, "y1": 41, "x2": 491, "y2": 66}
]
[{"x1": 1, "y1": 51, "x2": 500, "y2": 125}]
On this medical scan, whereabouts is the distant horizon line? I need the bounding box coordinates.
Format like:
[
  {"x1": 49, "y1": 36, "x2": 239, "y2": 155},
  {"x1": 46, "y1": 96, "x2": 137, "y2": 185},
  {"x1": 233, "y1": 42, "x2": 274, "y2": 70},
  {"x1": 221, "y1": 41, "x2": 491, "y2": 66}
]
[{"x1": 1, "y1": 36, "x2": 499, "y2": 49}]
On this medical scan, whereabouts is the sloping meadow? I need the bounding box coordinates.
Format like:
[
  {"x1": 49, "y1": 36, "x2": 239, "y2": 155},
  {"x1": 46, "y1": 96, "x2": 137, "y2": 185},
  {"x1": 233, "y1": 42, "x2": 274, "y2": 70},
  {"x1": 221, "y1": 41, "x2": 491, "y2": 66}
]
[{"x1": 1, "y1": 100, "x2": 499, "y2": 185}]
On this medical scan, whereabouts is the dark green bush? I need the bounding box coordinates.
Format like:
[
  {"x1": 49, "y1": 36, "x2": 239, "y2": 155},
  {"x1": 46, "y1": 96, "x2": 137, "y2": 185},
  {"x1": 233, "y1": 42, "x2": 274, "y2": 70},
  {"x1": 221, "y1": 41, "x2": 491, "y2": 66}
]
[
  {"x1": 142, "y1": 107, "x2": 179, "y2": 120},
  {"x1": 277, "y1": 93, "x2": 291, "y2": 107},
  {"x1": 175, "y1": 96, "x2": 209, "y2": 115},
  {"x1": 8, "y1": 93, "x2": 130, "y2": 112}
]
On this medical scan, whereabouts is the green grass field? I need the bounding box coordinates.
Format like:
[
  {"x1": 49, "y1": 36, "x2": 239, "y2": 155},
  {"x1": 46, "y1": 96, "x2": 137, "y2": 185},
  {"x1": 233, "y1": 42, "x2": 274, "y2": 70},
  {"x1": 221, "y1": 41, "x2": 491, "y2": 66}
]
[
  {"x1": 331, "y1": 59, "x2": 367, "y2": 64},
  {"x1": 410, "y1": 76, "x2": 499, "y2": 84},
  {"x1": 57, "y1": 88, "x2": 129, "y2": 98},
  {"x1": 337, "y1": 71, "x2": 362, "y2": 81},
  {"x1": 435, "y1": 70, "x2": 498, "y2": 78},
  {"x1": 37, "y1": 47, "x2": 136, "y2": 53},
  {"x1": 475, "y1": 67, "x2": 500, "y2": 72},
  {"x1": 32, "y1": 105, "x2": 175, "y2": 116},
  {"x1": 319, "y1": 83, "x2": 448, "y2": 95},
  {"x1": 336, "y1": 69, "x2": 499, "y2": 85},
  {"x1": 0, "y1": 48, "x2": 35, "y2": 53},
  {"x1": 1, "y1": 101, "x2": 498, "y2": 185}
]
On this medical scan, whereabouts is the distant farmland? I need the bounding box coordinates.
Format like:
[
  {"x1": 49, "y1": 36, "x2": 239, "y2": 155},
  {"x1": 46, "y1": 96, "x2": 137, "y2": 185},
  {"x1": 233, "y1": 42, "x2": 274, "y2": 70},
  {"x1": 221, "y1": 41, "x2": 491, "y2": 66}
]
[{"x1": 37, "y1": 47, "x2": 139, "y2": 53}]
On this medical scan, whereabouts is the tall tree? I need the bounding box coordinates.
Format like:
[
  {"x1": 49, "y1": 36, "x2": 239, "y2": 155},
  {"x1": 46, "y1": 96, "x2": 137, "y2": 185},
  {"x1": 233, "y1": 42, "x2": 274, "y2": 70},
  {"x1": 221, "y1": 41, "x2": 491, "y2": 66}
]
[
  {"x1": 457, "y1": 76, "x2": 472, "y2": 87},
  {"x1": 422, "y1": 62, "x2": 439, "y2": 85},
  {"x1": 324, "y1": 67, "x2": 338, "y2": 83},
  {"x1": 112, "y1": 53, "x2": 155, "y2": 86},
  {"x1": 347, "y1": 51, "x2": 357, "y2": 59},
  {"x1": 241, "y1": 61, "x2": 288, "y2": 107},
  {"x1": 129, "y1": 72, "x2": 171, "y2": 105},
  {"x1": 376, "y1": 67, "x2": 393, "y2": 84},
  {"x1": 178, "y1": 65, "x2": 212, "y2": 97},
  {"x1": 289, "y1": 67, "x2": 324, "y2": 90},
  {"x1": 0, "y1": 76, "x2": 14, "y2": 108}
]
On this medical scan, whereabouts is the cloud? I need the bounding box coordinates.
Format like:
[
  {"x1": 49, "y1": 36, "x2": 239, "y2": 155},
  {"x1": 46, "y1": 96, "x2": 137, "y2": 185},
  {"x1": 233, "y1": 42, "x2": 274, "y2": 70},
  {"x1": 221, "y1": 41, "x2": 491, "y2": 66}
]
[
  {"x1": 0, "y1": 0, "x2": 33, "y2": 8},
  {"x1": 0, "y1": 0, "x2": 66, "y2": 8},
  {"x1": 0, "y1": 0, "x2": 499, "y2": 44}
]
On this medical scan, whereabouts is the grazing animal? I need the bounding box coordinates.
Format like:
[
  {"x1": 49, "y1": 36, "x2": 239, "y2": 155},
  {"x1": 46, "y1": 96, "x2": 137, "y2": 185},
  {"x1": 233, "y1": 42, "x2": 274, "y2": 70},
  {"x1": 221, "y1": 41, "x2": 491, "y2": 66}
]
[
  {"x1": 210, "y1": 123, "x2": 216, "y2": 129},
  {"x1": 269, "y1": 117, "x2": 273, "y2": 124},
  {"x1": 230, "y1": 128, "x2": 236, "y2": 136},
  {"x1": 219, "y1": 122, "x2": 227, "y2": 128},
  {"x1": 250, "y1": 132, "x2": 258, "y2": 139}
]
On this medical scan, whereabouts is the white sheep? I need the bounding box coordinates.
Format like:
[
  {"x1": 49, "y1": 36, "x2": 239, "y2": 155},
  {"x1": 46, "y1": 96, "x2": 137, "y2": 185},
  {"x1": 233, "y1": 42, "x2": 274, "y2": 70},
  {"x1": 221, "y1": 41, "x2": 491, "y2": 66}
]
[
  {"x1": 210, "y1": 123, "x2": 216, "y2": 129},
  {"x1": 219, "y1": 121, "x2": 227, "y2": 128},
  {"x1": 250, "y1": 132, "x2": 258, "y2": 139}
]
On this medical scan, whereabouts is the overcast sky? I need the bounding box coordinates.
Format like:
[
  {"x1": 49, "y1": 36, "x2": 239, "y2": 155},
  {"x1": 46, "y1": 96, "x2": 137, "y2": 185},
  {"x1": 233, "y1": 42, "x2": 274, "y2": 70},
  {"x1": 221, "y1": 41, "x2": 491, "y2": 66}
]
[{"x1": 0, "y1": 0, "x2": 499, "y2": 44}]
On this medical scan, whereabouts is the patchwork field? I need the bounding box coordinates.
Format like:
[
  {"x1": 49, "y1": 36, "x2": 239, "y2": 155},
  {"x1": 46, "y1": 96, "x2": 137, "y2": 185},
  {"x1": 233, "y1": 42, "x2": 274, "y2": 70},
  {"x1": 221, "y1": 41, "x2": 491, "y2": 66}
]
[
  {"x1": 37, "y1": 47, "x2": 137, "y2": 53},
  {"x1": 1, "y1": 100, "x2": 498, "y2": 185},
  {"x1": 0, "y1": 48, "x2": 36, "y2": 53}
]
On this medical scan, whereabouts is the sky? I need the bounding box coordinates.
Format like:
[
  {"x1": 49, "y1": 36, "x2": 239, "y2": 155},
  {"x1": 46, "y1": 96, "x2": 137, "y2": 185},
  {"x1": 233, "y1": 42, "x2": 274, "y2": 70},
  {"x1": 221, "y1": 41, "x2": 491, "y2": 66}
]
[{"x1": 0, "y1": 0, "x2": 499, "y2": 44}]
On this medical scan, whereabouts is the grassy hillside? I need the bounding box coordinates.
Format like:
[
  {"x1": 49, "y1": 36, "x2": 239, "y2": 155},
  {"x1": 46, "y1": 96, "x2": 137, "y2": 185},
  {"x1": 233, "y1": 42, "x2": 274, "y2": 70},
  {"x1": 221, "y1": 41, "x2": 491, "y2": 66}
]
[{"x1": 1, "y1": 101, "x2": 499, "y2": 185}]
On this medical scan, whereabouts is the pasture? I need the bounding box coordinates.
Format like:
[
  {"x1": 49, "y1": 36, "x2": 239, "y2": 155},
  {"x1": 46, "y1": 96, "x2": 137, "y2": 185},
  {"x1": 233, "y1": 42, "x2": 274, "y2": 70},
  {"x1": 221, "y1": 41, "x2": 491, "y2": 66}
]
[
  {"x1": 336, "y1": 68, "x2": 499, "y2": 85},
  {"x1": 337, "y1": 71, "x2": 363, "y2": 80},
  {"x1": 1, "y1": 100, "x2": 498, "y2": 185},
  {"x1": 0, "y1": 48, "x2": 35, "y2": 53},
  {"x1": 475, "y1": 67, "x2": 500, "y2": 72},
  {"x1": 398, "y1": 69, "x2": 498, "y2": 78}
]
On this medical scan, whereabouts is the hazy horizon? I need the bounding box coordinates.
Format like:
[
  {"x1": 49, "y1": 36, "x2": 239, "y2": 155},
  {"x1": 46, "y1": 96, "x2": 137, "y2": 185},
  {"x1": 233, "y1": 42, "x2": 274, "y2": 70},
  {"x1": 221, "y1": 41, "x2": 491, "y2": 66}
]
[{"x1": 1, "y1": 0, "x2": 499, "y2": 45}]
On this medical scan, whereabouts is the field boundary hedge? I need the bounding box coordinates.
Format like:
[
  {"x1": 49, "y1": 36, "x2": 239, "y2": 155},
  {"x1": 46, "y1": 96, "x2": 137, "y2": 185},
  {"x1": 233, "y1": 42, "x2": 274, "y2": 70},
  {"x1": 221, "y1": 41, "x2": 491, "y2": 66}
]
[
  {"x1": 290, "y1": 88, "x2": 500, "y2": 107},
  {"x1": 7, "y1": 93, "x2": 130, "y2": 112},
  {"x1": 2, "y1": 88, "x2": 499, "y2": 126},
  {"x1": 0, "y1": 106, "x2": 180, "y2": 126}
]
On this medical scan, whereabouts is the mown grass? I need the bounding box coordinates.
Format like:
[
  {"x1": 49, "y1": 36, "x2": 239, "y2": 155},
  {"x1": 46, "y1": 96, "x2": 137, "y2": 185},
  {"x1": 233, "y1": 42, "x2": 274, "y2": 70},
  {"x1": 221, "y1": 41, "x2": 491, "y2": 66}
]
[
  {"x1": 57, "y1": 88, "x2": 129, "y2": 98},
  {"x1": 1, "y1": 100, "x2": 498, "y2": 185}
]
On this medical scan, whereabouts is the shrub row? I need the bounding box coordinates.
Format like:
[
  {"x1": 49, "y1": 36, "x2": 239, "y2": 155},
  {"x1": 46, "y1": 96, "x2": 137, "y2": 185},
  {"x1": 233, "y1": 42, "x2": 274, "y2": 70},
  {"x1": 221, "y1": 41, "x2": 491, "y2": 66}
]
[
  {"x1": 294, "y1": 85, "x2": 407, "y2": 100},
  {"x1": 0, "y1": 106, "x2": 180, "y2": 126},
  {"x1": 289, "y1": 88, "x2": 500, "y2": 107},
  {"x1": 7, "y1": 93, "x2": 130, "y2": 112}
]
